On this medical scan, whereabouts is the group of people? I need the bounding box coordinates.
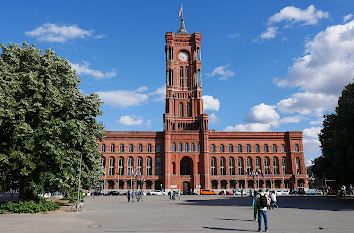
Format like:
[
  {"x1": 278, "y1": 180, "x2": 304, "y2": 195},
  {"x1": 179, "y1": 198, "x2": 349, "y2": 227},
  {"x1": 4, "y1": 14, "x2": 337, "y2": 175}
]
[
  {"x1": 126, "y1": 190, "x2": 144, "y2": 202},
  {"x1": 252, "y1": 189, "x2": 278, "y2": 232}
]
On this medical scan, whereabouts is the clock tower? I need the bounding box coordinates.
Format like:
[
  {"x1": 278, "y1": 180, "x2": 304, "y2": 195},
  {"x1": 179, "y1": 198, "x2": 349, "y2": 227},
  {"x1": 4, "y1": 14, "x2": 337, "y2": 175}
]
[{"x1": 163, "y1": 18, "x2": 208, "y2": 132}]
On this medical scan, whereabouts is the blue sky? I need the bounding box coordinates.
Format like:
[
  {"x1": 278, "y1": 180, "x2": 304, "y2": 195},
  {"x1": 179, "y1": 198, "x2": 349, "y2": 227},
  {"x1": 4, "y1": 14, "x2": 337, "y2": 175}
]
[{"x1": 2, "y1": 0, "x2": 354, "y2": 165}]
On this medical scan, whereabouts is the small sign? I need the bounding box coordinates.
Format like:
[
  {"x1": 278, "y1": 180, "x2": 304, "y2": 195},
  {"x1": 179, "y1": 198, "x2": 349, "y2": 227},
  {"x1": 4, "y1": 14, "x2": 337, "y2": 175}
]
[{"x1": 170, "y1": 185, "x2": 177, "y2": 188}]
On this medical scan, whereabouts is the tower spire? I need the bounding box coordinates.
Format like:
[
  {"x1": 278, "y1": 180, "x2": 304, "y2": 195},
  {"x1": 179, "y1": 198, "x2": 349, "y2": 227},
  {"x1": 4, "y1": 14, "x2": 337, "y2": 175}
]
[{"x1": 177, "y1": 4, "x2": 187, "y2": 34}]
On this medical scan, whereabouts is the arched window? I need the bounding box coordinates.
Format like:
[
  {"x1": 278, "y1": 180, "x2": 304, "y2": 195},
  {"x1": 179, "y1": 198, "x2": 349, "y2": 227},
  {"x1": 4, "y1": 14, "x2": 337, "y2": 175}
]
[
  {"x1": 155, "y1": 157, "x2": 161, "y2": 175},
  {"x1": 178, "y1": 143, "x2": 182, "y2": 152},
  {"x1": 184, "y1": 143, "x2": 189, "y2": 152},
  {"x1": 264, "y1": 157, "x2": 271, "y2": 174},
  {"x1": 110, "y1": 144, "x2": 115, "y2": 152},
  {"x1": 220, "y1": 157, "x2": 226, "y2": 175},
  {"x1": 129, "y1": 144, "x2": 134, "y2": 152},
  {"x1": 109, "y1": 157, "x2": 115, "y2": 176},
  {"x1": 147, "y1": 144, "x2": 152, "y2": 153},
  {"x1": 187, "y1": 103, "x2": 191, "y2": 117},
  {"x1": 197, "y1": 143, "x2": 200, "y2": 152},
  {"x1": 211, "y1": 157, "x2": 217, "y2": 175},
  {"x1": 264, "y1": 144, "x2": 269, "y2": 153},
  {"x1": 127, "y1": 157, "x2": 134, "y2": 175},
  {"x1": 156, "y1": 144, "x2": 161, "y2": 152},
  {"x1": 137, "y1": 157, "x2": 143, "y2": 175},
  {"x1": 246, "y1": 157, "x2": 253, "y2": 174},
  {"x1": 273, "y1": 157, "x2": 279, "y2": 174},
  {"x1": 237, "y1": 144, "x2": 242, "y2": 153},
  {"x1": 179, "y1": 66, "x2": 184, "y2": 87},
  {"x1": 179, "y1": 102, "x2": 183, "y2": 116},
  {"x1": 211, "y1": 144, "x2": 215, "y2": 153},
  {"x1": 281, "y1": 157, "x2": 286, "y2": 174},
  {"x1": 220, "y1": 144, "x2": 225, "y2": 153},
  {"x1": 237, "y1": 157, "x2": 244, "y2": 175},
  {"x1": 246, "y1": 144, "x2": 251, "y2": 153},
  {"x1": 146, "y1": 157, "x2": 152, "y2": 175},
  {"x1": 101, "y1": 156, "x2": 106, "y2": 169},
  {"x1": 191, "y1": 143, "x2": 195, "y2": 152},
  {"x1": 295, "y1": 157, "x2": 301, "y2": 174},
  {"x1": 229, "y1": 157, "x2": 235, "y2": 175},
  {"x1": 255, "y1": 157, "x2": 261, "y2": 172},
  {"x1": 281, "y1": 144, "x2": 285, "y2": 153},
  {"x1": 138, "y1": 144, "x2": 143, "y2": 152},
  {"x1": 294, "y1": 144, "x2": 299, "y2": 152},
  {"x1": 255, "y1": 144, "x2": 260, "y2": 153},
  {"x1": 229, "y1": 144, "x2": 233, "y2": 153},
  {"x1": 172, "y1": 143, "x2": 176, "y2": 152},
  {"x1": 120, "y1": 144, "x2": 124, "y2": 153},
  {"x1": 101, "y1": 144, "x2": 106, "y2": 152},
  {"x1": 118, "y1": 157, "x2": 124, "y2": 175},
  {"x1": 272, "y1": 144, "x2": 277, "y2": 153}
]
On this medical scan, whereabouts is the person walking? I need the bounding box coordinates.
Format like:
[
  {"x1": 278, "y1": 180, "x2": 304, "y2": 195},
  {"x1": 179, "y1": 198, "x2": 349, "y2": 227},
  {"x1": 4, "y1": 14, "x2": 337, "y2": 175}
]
[
  {"x1": 127, "y1": 190, "x2": 131, "y2": 202},
  {"x1": 132, "y1": 190, "x2": 136, "y2": 202},
  {"x1": 270, "y1": 191, "x2": 278, "y2": 209},
  {"x1": 256, "y1": 189, "x2": 271, "y2": 232}
]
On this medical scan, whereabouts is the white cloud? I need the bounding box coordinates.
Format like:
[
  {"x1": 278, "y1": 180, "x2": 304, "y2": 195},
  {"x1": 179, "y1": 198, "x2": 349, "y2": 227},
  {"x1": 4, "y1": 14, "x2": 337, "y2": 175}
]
[
  {"x1": 277, "y1": 92, "x2": 337, "y2": 116},
  {"x1": 279, "y1": 115, "x2": 303, "y2": 124},
  {"x1": 202, "y1": 95, "x2": 220, "y2": 111},
  {"x1": 116, "y1": 115, "x2": 143, "y2": 126},
  {"x1": 303, "y1": 127, "x2": 322, "y2": 138},
  {"x1": 206, "y1": 64, "x2": 235, "y2": 80},
  {"x1": 310, "y1": 118, "x2": 323, "y2": 125},
  {"x1": 261, "y1": 26, "x2": 278, "y2": 39},
  {"x1": 71, "y1": 61, "x2": 117, "y2": 79},
  {"x1": 96, "y1": 87, "x2": 149, "y2": 107},
  {"x1": 268, "y1": 5, "x2": 329, "y2": 25},
  {"x1": 149, "y1": 86, "x2": 166, "y2": 101},
  {"x1": 275, "y1": 20, "x2": 354, "y2": 116},
  {"x1": 25, "y1": 23, "x2": 93, "y2": 42},
  {"x1": 244, "y1": 103, "x2": 280, "y2": 125},
  {"x1": 145, "y1": 120, "x2": 152, "y2": 127},
  {"x1": 224, "y1": 123, "x2": 272, "y2": 132},
  {"x1": 343, "y1": 14, "x2": 353, "y2": 23},
  {"x1": 209, "y1": 112, "x2": 219, "y2": 123}
]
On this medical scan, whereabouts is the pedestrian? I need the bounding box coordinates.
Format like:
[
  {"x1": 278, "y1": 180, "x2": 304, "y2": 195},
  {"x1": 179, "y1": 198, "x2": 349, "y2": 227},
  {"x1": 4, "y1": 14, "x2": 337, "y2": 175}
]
[
  {"x1": 256, "y1": 189, "x2": 271, "y2": 232},
  {"x1": 132, "y1": 190, "x2": 136, "y2": 202},
  {"x1": 140, "y1": 190, "x2": 144, "y2": 201},
  {"x1": 252, "y1": 191, "x2": 258, "y2": 221},
  {"x1": 127, "y1": 190, "x2": 131, "y2": 202},
  {"x1": 177, "y1": 190, "x2": 181, "y2": 200},
  {"x1": 241, "y1": 188, "x2": 244, "y2": 197},
  {"x1": 270, "y1": 191, "x2": 278, "y2": 209},
  {"x1": 170, "y1": 190, "x2": 174, "y2": 200}
]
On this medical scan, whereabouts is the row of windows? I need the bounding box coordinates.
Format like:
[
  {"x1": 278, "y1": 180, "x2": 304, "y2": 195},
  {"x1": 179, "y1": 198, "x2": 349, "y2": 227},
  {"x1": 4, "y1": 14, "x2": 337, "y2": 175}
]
[
  {"x1": 171, "y1": 142, "x2": 200, "y2": 152},
  {"x1": 210, "y1": 143, "x2": 300, "y2": 153},
  {"x1": 101, "y1": 144, "x2": 161, "y2": 153},
  {"x1": 101, "y1": 156, "x2": 161, "y2": 176},
  {"x1": 179, "y1": 102, "x2": 191, "y2": 117},
  {"x1": 210, "y1": 156, "x2": 302, "y2": 176}
]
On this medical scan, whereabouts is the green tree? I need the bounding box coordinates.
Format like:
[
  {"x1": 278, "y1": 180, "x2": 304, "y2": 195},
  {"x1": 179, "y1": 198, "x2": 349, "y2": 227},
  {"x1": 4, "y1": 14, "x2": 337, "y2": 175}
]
[
  {"x1": 313, "y1": 79, "x2": 354, "y2": 186},
  {"x1": 0, "y1": 43, "x2": 105, "y2": 200}
]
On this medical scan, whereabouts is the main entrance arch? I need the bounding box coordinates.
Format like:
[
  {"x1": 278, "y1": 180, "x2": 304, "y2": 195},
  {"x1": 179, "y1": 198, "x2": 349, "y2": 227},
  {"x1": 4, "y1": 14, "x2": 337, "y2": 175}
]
[{"x1": 180, "y1": 156, "x2": 194, "y2": 193}]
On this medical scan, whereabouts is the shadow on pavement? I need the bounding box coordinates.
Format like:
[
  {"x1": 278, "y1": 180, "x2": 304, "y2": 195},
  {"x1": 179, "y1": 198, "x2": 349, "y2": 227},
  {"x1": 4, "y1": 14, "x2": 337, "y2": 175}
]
[
  {"x1": 178, "y1": 196, "x2": 354, "y2": 211},
  {"x1": 203, "y1": 226, "x2": 256, "y2": 232}
]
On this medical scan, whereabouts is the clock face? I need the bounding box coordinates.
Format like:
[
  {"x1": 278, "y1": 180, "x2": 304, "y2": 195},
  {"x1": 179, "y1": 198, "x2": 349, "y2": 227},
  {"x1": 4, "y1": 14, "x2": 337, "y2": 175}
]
[{"x1": 178, "y1": 52, "x2": 189, "y2": 61}]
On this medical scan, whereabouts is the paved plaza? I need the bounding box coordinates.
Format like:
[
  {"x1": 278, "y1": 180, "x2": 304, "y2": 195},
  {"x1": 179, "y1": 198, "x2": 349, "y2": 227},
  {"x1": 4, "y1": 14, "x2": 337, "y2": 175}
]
[{"x1": 1, "y1": 195, "x2": 354, "y2": 233}]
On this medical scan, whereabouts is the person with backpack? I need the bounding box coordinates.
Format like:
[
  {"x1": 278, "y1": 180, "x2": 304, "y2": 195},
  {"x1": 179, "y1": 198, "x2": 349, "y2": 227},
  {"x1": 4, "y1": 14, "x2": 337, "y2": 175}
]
[{"x1": 256, "y1": 189, "x2": 271, "y2": 232}]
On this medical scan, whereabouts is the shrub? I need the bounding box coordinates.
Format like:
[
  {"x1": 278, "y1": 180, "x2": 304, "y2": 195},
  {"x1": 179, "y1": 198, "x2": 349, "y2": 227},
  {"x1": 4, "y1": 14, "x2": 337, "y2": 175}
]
[{"x1": 0, "y1": 200, "x2": 60, "y2": 214}]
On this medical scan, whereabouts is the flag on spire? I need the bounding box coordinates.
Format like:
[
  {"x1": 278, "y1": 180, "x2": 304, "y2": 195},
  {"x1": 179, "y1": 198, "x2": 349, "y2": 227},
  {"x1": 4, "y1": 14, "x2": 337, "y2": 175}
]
[{"x1": 179, "y1": 4, "x2": 183, "y2": 18}]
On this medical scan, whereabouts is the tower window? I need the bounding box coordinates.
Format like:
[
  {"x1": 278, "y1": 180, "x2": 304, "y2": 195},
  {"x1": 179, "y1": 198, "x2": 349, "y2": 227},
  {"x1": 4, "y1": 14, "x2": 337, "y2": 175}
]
[
  {"x1": 179, "y1": 102, "x2": 184, "y2": 116},
  {"x1": 186, "y1": 103, "x2": 191, "y2": 117},
  {"x1": 185, "y1": 67, "x2": 189, "y2": 87},
  {"x1": 180, "y1": 67, "x2": 184, "y2": 87}
]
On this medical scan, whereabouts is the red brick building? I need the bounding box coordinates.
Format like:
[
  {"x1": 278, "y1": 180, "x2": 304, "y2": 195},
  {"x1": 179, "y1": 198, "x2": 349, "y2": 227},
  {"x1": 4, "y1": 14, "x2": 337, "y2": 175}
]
[{"x1": 99, "y1": 19, "x2": 308, "y2": 193}]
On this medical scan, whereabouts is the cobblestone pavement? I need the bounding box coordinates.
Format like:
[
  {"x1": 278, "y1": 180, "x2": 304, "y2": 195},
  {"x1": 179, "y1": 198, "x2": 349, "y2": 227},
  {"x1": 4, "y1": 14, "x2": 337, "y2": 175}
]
[{"x1": 1, "y1": 195, "x2": 354, "y2": 233}]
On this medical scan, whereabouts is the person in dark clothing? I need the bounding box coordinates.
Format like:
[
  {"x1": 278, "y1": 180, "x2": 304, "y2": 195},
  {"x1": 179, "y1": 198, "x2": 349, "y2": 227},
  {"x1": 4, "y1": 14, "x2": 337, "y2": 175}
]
[{"x1": 127, "y1": 190, "x2": 131, "y2": 202}]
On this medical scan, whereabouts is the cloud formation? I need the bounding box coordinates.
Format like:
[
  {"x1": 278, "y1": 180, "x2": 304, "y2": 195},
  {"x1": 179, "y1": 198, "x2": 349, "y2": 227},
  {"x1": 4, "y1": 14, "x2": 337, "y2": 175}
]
[
  {"x1": 25, "y1": 23, "x2": 93, "y2": 42},
  {"x1": 206, "y1": 64, "x2": 235, "y2": 80},
  {"x1": 116, "y1": 115, "x2": 143, "y2": 126},
  {"x1": 96, "y1": 87, "x2": 149, "y2": 107},
  {"x1": 202, "y1": 95, "x2": 220, "y2": 111},
  {"x1": 261, "y1": 26, "x2": 278, "y2": 39},
  {"x1": 344, "y1": 14, "x2": 353, "y2": 23},
  {"x1": 275, "y1": 19, "x2": 354, "y2": 116},
  {"x1": 71, "y1": 61, "x2": 116, "y2": 79},
  {"x1": 268, "y1": 5, "x2": 329, "y2": 25}
]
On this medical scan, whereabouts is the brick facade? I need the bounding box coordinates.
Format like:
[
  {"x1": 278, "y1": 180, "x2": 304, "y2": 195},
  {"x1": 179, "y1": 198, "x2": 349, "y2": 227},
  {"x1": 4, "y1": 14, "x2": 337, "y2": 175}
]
[{"x1": 99, "y1": 23, "x2": 308, "y2": 193}]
